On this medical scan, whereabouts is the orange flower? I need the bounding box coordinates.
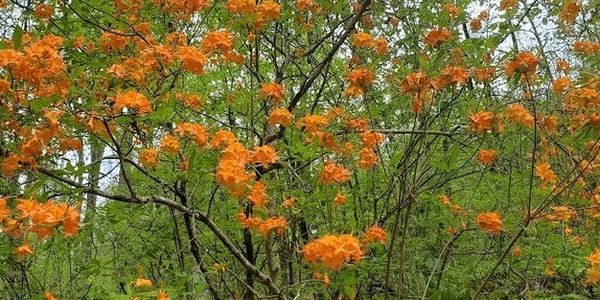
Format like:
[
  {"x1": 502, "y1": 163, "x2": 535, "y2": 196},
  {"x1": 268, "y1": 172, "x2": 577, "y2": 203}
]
[
  {"x1": 435, "y1": 65, "x2": 469, "y2": 89},
  {"x1": 156, "y1": 290, "x2": 170, "y2": 300},
  {"x1": 587, "y1": 248, "x2": 600, "y2": 266},
  {"x1": 177, "y1": 46, "x2": 206, "y2": 75},
  {"x1": 472, "y1": 67, "x2": 496, "y2": 83},
  {"x1": 210, "y1": 130, "x2": 237, "y2": 148},
  {"x1": 133, "y1": 277, "x2": 153, "y2": 289},
  {"x1": 512, "y1": 246, "x2": 522, "y2": 257},
  {"x1": 505, "y1": 52, "x2": 539, "y2": 81},
  {"x1": 506, "y1": 103, "x2": 534, "y2": 128},
  {"x1": 257, "y1": 0, "x2": 281, "y2": 20},
  {"x1": 282, "y1": 197, "x2": 296, "y2": 208},
  {"x1": 226, "y1": 0, "x2": 256, "y2": 14},
  {"x1": 535, "y1": 163, "x2": 557, "y2": 189},
  {"x1": 363, "y1": 225, "x2": 387, "y2": 244},
  {"x1": 361, "y1": 131, "x2": 384, "y2": 148},
  {"x1": 320, "y1": 161, "x2": 350, "y2": 185},
  {"x1": 573, "y1": 41, "x2": 600, "y2": 54},
  {"x1": 175, "y1": 122, "x2": 209, "y2": 147},
  {"x1": 15, "y1": 243, "x2": 34, "y2": 258},
  {"x1": 114, "y1": 91, "x2": 152, "y2": 115},
  {"x1": 44, "y1": 291, "x2": 57, "y2": 300},
  {"x1": 257, "y1": 217, "x2": 287, "y2": 237},
  {"x1": 359, "y1": 147, "x2": 378, "y2": 169},
  {"x1": 468, "y1": 111, "x2": 494, "y2": 134},
  {"x1": 585, "y1": 268, "x2": 600, "y2": 285},
  {"x1": 564, "y1": 88, "x2": 599, "y2": 109},
  {"x1": 100, "y1": 32, "x2": 130, "y2": 52},
  {"x1": 302, "y1": 234, "x2": 362, "y2": 270},
  {"x1": 252, "y1": 145, "x2": 278, "y2": 166},
  {"x1": 552, "y1": 77, "x2": 572, "y2": 94},
  {"x1": 352, "y1": 32, "x2": 376, "y2": 48},
  {"x1": 347, "y1": 68, "x2": 375, "y2": 88},
  {"x1": 201, "y1": 31, "x2": 234, "y2": 54},
  {"x1": 261, "y1": 82, "x2": 285, "y2": 104},
  {"x1": 477, "y1": 149, "x2": 496, "y2": 165},
  {"x1": 248, "y1": 181, "x2": 268, "y2": 207},
  {"x1": 545, "y1": 205, "x2": 576, "y2": 222},
  {"x1": 35, "y1": 4, "x2": 53, "y2": 19},
  {"x1": 558, "y1": 0, "x2": 581, "y2": 25},
  {"x1": 499, "y1": 0, "x2": 517, "y2": 10},
  {"x1": 139, "y1": 148, "x2": 159, "y2": 167},
  {"x1": 475, "y1": 211, "x2": 502, "y2": 235},
  {"x1": 297, "y1": 114, "x2": 328, "y2": 134},
  {"x1": 424, "y1": 28, "x2": 452, "y2": 48},
  {"x1": 0, "y1": 198, "x2": 10, "y2": 222},
  {"x1": 58, "y1": 138, "x2": 83, "y2": 153},
  {"x1": 443, "y1": 4, "x2": 460, "y2": 18},
  {"x1": 401, "y1": 72, "x2": 431, "y2": 94},
  {"x1": 374, "y1": 38, "x2": 388, "y2": 54},
  {"x1": 333, "y1": 193, "x2": 347, "y2": 205},
  {"x1": 160, "y1": 135, "x2": 180, "y2": 155},
  {"x1": 268, "y1": 107, "x2": 292, "y2": 126}
]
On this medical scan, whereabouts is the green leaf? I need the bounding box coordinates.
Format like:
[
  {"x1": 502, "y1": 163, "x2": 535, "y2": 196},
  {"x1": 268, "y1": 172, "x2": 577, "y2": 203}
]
[{"x1": 12, "y1": 26, "x2": 23, "y2": 49}]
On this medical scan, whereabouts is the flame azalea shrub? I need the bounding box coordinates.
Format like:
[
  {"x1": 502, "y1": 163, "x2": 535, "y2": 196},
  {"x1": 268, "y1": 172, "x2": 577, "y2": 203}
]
[{"x1": 2, "y1": 0, "x2": 600, "y2": 298}]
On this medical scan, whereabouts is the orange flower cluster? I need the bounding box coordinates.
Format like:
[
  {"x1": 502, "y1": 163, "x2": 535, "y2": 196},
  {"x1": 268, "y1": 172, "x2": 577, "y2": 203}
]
[
  {"x1": 586, "y1": 249, "x2": 600, "y2": 285},
  {"x1": 401, "y1": 72, "x2": 433, "y2": 113},
  {"x1": 302, "y1": 234, "x2": 362, "y2": 270},
  {"x1": 505, "y1": 52, "x2": 539, "y2": 81},
  {"x1": 424, "y1": 28, "x2": 452, "y2": 48},
  {"x1": 200, "y1": 30, "x2": 243, "y2": 65},
  {"x1": 226, "y1": 0, "x2": 281, "y2": 29},
  {"x1": 153, "y1": 0, "x2": 210, "y2": 17},
  {"x1": 358, "y1": 131, "x2": 384, "y2": 169},
  {"x1": 0, "y1": 35, "x2": 69, "y2": 98},
  {"x1": 469, "y1": 10, "x2": 489, "y2": 32},
  {"x1": 552, "y1": 77, "x2": 572, "y2": 94},
  {"x1": 535, "y1": 162, "x2": 557, "y2": 189},
  {"x1": 0, "y1": 198, "x2": 80, "y2": 242},
  {"x1": 261, "y1": 82, "x2": 285, "y2": 104},
  {"x1": 237, "y1": 212, "x2": 287, "y2": 237},
  {"x1": 472, "y1": 67, "x2": 496, "y2": 83},
  {"x1": 573, "y1": 41, "x2": 600, "y2": 54},
  {"x1": 100, "y1": 31, "x2": 130, "y2": 53},
  {"x1": 434, "y1": 65, "x2": 469, "y2": 90},
  {"x1": 351, "y1": 32, "x2": 388, "y2": 54},
  {"x1": 345, "y1": 68, "x2": 375, "y2": 97},
  {"x1": 268, "y1": 107, "x2": 293, "y2": 126},
  {"x1": 499, "y1": 0, "x2": 518, "y2": 10},
  {"x1": 160, "y1": 134, "x2": 180, "y2": 155},
  {"x1": 477, "y1": 149, "x2": 496, "y2": 165},
  {"x1": 564, "y1": 88, "x2": 599, "y2": 109},
  {"x1": 177, "y1": 46, "x2": 207, "y2": 75},
  {"x1": 175, "y1": 122, "x2": 209, "y2": 148},
  {"x1": 297, "y1": 114, "x2": 329, "y2": 134},
  {"x1": 34, "y1": 4, "x2": 53, "y2": 19},
  {"x1": 113, "y1": 91, "x2": 152, "y2": 115},
  {"x1": 475, "y1": 211, "x2": 502, "y2": 235},
  {"x1": 363, "y1": 225, "x2": 387, "y2": 244},
  {"x1": 506, "y1": 103, "x2": 534, "y2": 128},
  {"x1": 251, "y1": 145, "x2": 278, "y2": 167},
  {"x1": 296, "y1": 0, "x2": 319, "y2": 12},
  {"x1": 468, "y1": 111, "x2": 494, "y2": 134},
  {"x1": 214, "y1": 132, "x2": 256, "y2": 197},
  {"x1": 139, "y1": 148, "x2": 159, "y2": 167},
  {"x1": 558, "y1": 0, "x2": 581, "y2": 25},
  {"x1": 2, "y1": 111, "x2": 64, "y2": 176},
  {"x1": 443, "y1": 4, "x2": 461, "y2": 18},
  {"x1": 320, "y1": 160, "x2": 350, "y2": 185},
  {"x1": 544, "y1": 205, "x2": 577, "y2": 222}
]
